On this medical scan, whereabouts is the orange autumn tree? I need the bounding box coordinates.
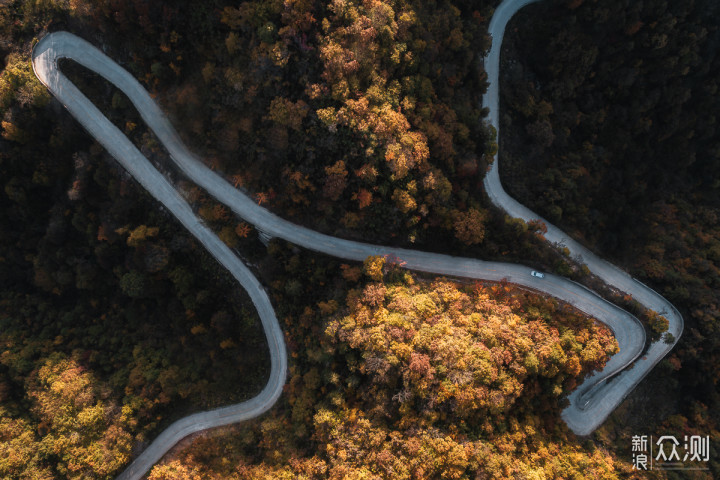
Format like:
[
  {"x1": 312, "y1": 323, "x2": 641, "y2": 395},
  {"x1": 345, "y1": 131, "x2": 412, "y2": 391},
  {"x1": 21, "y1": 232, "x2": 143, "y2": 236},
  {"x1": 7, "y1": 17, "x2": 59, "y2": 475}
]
[
  {"x1": 149, "y1": 270, "x2": 621, "y2": 480},
  {"x1": 314, "y1": 0, "x2": 431, "y2": 180},
  {"x1": 325, "y1": 277, "x2": 618, "y2": 421},
  {"x1": 192, "y1": 0, "x2": 494, "y2": 243},
  {"x1": 452, "y1": 207, "x2": 488, "y2": 245}
]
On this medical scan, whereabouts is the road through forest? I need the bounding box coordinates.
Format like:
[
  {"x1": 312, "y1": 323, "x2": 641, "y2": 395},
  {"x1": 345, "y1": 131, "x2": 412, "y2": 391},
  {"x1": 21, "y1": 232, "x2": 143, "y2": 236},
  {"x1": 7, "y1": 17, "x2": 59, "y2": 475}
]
[
  {"x1": 30, "y1": 0, "x2": 682, "y2": 478},
  {"x1": 482, "y1": 0, "x2": 682, "y2": 433}
]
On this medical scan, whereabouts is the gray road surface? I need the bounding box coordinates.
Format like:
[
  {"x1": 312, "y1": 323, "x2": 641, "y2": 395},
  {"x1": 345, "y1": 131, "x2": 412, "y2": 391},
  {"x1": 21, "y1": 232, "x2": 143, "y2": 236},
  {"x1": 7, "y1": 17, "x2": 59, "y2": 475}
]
[
  {"x1": 30, "y1": 1, "x2": 681, "y2": 475},
  {"x1": 483, "y1": 0, "x2": 683, "y2": 434}
]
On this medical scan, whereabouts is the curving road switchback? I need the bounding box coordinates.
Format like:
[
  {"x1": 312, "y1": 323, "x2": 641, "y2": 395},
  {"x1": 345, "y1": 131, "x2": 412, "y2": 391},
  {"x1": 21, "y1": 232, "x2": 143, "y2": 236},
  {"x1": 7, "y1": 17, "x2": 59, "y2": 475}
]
[
  {"x1": 482, "y1": 0, "x2": 682, "y2": 434},
  {"x1": 29, "y1": 0, "x2": 681, "y2": 477}
]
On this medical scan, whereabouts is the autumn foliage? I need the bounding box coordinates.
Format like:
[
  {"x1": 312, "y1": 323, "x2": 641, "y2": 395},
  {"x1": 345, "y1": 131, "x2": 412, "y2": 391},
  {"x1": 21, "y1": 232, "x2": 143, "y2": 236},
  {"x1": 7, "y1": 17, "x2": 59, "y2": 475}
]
[
  {"x1": 501, "y1": 0, "x2": 720, "y2": 464},
  {"x1": 159, "y1": 0, "x2": 496, "y2": 245},
  {"x1": 148, "y1": 269, "x2": 620, "y2": 479},
  {"x1": 325, "y1": 278, "x2": 617, "y2": 421}
]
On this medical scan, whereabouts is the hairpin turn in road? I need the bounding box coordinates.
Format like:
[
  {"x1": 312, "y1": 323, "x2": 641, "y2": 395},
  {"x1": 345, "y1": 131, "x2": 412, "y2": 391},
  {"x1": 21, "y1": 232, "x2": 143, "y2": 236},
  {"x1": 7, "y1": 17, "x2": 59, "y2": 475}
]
[{"x1": 31, "y1": 1, "x2": 681, "y2": 477}]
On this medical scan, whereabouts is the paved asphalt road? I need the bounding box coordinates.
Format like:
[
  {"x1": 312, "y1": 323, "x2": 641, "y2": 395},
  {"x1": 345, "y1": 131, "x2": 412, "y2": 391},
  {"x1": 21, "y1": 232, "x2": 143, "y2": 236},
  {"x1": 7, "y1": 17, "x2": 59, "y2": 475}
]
[
  {"x1": 30, "y1": 0, "x2": 682, "y2": 476},
  {"x1": 32, "y1": 33, "x2": 289, "y2": 480},
  {"x1": 482, "y1": 0, "x2": 683, "y2": 434}
]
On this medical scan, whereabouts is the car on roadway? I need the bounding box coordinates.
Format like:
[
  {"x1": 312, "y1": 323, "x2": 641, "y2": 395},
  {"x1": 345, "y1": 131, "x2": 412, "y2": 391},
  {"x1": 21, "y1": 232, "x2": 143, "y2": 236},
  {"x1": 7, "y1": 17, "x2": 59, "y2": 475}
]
[{"x1": 531, "y1": 270, "x2": 545, "y2": 278}]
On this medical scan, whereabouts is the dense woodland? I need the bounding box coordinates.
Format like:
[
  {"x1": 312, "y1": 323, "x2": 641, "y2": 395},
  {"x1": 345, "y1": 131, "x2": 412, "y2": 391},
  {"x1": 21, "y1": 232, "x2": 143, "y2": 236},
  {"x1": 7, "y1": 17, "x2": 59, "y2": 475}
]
[
  {"x1": 159, "y1": 0, "x2": 498, "y2": 247},
  {"x1": 145, "y1": 261, "x2": 622, "y2": 479},
  {"x1": 500, "y1": 0, "x2": 720, "y2": 475},
  {"x1": 0, "y1": 0, "x2": 717, "y2": 478}
]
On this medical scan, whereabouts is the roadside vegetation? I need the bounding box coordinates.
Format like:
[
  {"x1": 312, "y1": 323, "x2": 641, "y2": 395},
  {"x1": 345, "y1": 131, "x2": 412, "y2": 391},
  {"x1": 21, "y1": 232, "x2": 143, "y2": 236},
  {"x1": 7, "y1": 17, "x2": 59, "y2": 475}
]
[
  {"x1": 1, "y1": 0, "x2": 714, "y2": 478},
  {"x1": 500, "y1": 0, "x2": 720, "y2": 475},
  {"x1": 145, "y1": 256, "x2": 622, "y2": 480}
]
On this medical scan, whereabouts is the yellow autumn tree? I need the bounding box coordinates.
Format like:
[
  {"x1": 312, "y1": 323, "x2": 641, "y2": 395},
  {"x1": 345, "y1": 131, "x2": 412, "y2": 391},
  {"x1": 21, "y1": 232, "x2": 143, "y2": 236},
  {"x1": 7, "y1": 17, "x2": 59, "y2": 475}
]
[
  {"x1": 126, "y1": 224, "x2": 159, "y2": 247},
  {"x1": 362, "y1": 255, "x2": 386, "y2": 282},
  {"x1": 26, "y1": 355, "x2": 134, "y2": 479}
]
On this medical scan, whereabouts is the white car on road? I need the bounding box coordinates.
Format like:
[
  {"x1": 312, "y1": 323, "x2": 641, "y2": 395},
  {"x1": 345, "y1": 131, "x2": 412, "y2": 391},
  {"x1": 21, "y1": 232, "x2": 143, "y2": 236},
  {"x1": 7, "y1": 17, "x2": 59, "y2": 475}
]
[{"x1": 531, "y1": 270, "x2": 545, "y2": 278}]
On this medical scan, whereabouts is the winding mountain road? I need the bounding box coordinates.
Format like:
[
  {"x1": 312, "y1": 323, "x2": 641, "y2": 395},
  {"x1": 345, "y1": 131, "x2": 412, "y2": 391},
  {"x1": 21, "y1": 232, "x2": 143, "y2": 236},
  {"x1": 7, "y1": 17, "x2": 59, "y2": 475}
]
[
  {"x1": 482, "y1": 0, "x2": 682, "y2": 434},
  {"x1": 30, "y1": 0, "x2": 682, "y2": 477}
]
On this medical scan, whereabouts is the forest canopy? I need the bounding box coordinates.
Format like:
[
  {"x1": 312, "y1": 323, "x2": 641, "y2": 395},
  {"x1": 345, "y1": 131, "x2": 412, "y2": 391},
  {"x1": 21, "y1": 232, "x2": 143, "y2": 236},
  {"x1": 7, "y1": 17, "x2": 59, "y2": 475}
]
[
  {"x1": 500, "y1": 0, "x2": 720, "y2": 475},
  {"x1": 3, "y1": 0, "x2": 716, "y2": 477},
  {"x1": 146, "y1": 268, "x2": 621, "y2": 479}
]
